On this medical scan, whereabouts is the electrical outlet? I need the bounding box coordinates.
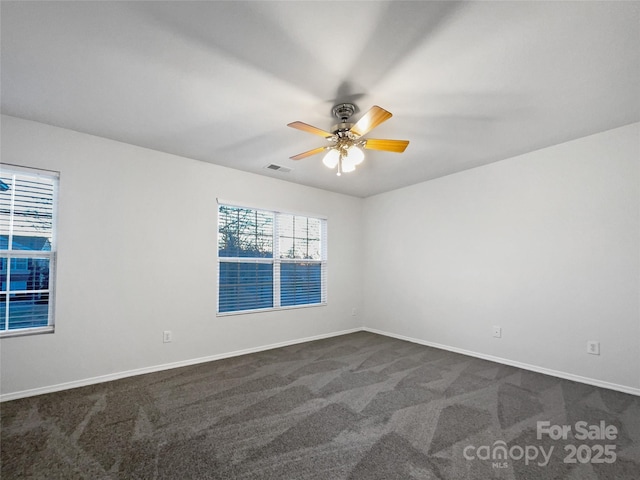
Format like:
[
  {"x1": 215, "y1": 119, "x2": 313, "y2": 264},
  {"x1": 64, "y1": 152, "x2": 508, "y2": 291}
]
[
  {"x1": 163, "y1": 330, "x2": 172, "y2": 343},
  {"x1": 493, "y1": 326, "x2": 502, "y2": 338},
  {"x1": 351, "y1": 308, "x2": 357, "y2": 316},
  {"x1": 587, "y1": 340, "x2": 600, "y2": 355}
]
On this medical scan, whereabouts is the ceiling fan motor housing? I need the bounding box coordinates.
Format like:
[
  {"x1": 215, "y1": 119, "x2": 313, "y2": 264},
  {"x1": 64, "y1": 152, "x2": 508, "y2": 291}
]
[{"x1": 332, "y1": 103, "x2": 356, "y2": 122}]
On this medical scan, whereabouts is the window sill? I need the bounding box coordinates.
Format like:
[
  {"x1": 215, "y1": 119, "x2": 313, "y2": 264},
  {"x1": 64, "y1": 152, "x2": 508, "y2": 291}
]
[
  {"x1": 0, "y1": 326, "x2": 54, "y2": 338},
  {"x1": 217, "y1": 302, "x2": 327, "y2": 317}
]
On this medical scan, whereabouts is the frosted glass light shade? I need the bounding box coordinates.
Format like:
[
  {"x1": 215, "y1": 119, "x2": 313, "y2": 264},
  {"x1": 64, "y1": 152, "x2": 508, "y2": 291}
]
[
  {"x1": 324, "y1": 146, "x2": 364, "y2": 173},
  {"x1": 322, "y1": 149, "x2": 339, "y2": 169},
  {"x1": 346, "y1": 146, "x2": 364, "y2": 166},
  {"x1": 341, "y1": 161, "x2": 356, "y2": 173}
]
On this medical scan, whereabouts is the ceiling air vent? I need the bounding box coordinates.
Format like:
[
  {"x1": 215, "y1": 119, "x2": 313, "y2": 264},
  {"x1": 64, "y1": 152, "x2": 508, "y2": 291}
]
[{"x1": 264, "y1": 163, "x2": 291, "y2": 173}]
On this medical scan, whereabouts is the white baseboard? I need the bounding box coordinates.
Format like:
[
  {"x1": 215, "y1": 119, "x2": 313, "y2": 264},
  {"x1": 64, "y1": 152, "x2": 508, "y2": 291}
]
[
  {"x1": 3, "y1": 326, "x2": 638, "y2": 401},
  {"x1": 363, "y1": 327, "x2": 640, "y2": 397},
  {"x1": 0, "y1": 327, "x2": 362, "y2": 402}
]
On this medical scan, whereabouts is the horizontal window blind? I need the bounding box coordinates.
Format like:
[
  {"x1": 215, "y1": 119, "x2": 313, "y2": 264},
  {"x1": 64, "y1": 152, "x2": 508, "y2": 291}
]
[
  {"x1": 219, "y1": 262, "x2": 273, "y2": 313},
  {"x1": 218, "y1": 204, "x2": 326, "y2": 314},
  {"x1": 279, "y1": 262, "x2": 324, "y2": 307},
  {"x1": 1, "y1": 165, "x2": 58, "y2": 335},
  {"x1": 275, "y1": 213, "x2": 327, "y2": 307}
]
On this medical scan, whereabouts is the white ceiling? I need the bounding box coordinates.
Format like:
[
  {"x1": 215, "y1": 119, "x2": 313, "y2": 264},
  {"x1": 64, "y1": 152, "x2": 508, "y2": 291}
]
[{"x1": 2, "y1": 1, "x2": 639, "y2": 197}]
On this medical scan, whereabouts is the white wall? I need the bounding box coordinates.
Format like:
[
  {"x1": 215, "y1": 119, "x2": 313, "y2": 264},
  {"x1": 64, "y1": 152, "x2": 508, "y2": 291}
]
[
  {"x1": 363, "y1": 123, "x2": 640, "y2": 392},
  {"x1": 0, "y1": 115, "x2": 364, "y2": 397},
  {"x1": 2, "y1": 116, "x2": 638, "y2": 398}
]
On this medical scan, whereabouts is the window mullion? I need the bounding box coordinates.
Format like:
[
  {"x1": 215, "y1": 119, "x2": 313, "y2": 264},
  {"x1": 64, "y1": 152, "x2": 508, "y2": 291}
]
[
  {"x1": 3, "y1": 175, "x2": 16, "y2": 330},
  {"x1": 3, "y1": 252, "x2": 10, "y2": 331},
  {"x1": 6, "y1": 251, "x2": 53, "y2": 259},
  {"x1": 219, "y1": 257, "x2": 273, "y2": 264},
  {"x1": 273, "y1": 213, "x2": 281, "y2": 308},
  {"x1": 8, "y1": 174, "x2": 16, "y2": 250}
]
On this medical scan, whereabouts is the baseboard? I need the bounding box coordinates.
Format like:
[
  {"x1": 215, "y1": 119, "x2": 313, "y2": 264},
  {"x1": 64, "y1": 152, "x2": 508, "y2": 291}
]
[
  {"x1": 363, "y1": 327, "x2": 640, "y2": 397},
  {"x1": 0, "y1": 327, "x2": 362, "y2": 402},
  {"x1": 4, "y1": 326, "x2": 638, "y2": 401}
]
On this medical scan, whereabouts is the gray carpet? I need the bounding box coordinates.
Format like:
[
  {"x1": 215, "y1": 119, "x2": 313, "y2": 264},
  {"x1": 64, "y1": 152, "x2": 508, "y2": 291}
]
[{"x1": 2, "y1": 332, "x2": 639, "y2": 479}]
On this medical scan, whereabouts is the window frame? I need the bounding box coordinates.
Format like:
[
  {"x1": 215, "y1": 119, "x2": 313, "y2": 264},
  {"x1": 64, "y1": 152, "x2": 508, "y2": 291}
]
[
  {"x1": 0, "y1": 164, "x2": 59, "y2": 337},
  {"x1": 217, "y1": 201, "x2": 327, "y2": 316}
]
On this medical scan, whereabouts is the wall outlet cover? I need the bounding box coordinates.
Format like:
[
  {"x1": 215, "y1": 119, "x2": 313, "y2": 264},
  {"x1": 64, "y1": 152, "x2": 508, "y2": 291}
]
[{"x1": 587, "y1": 340, "x2": 600, "y2": 355}]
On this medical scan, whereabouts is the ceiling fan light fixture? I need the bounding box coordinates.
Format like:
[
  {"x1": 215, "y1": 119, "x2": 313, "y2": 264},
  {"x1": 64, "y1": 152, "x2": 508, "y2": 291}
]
[
  {"x1": 288, "y1": 104, "x2": 409, "y2": 175},
  {"x1": 345, "y1": 145, "x2": 364, "y2": 166},
  {"x1": 322, "y1": 149, "x2": 340, "y2": 169},
  {"x1": 341, "y1": 159, "x2": 356, "y2": 173},
  {"x1": 324, "y1": 145, "x2": 364, "y2": 174}
]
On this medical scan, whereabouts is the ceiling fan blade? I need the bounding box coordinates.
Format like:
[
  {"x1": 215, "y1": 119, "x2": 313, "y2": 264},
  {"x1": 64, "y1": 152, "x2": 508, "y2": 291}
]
[
  {"x1": 287, "y1": 121, "x2": 333, "y2": 138},
  {"x1": 364, "y1": 138, "x2": 410, "y2": 153},
  {"x1": 350, "y1": 105, "x2": 393, "y2": 137},
  {"x1": 290, "y1": 146, "x2": 327, "y2": 160}
]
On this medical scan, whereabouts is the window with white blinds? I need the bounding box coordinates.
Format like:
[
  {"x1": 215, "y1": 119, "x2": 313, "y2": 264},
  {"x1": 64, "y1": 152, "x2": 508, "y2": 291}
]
[
  {"x1": 0, "y1": 165, "x2": 58, "y2": 336},
  {"x1": 217, "y1": 204, "x2": 327, "y2": 314}
]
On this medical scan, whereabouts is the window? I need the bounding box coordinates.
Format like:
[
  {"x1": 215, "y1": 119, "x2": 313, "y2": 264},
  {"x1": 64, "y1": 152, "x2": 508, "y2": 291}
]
[
  {"x1": 218, "y1": 204, "x2": 326, "y2": 314},
  {"x1": 0, "y1": 165, "x2": 58, "y2": 336}
]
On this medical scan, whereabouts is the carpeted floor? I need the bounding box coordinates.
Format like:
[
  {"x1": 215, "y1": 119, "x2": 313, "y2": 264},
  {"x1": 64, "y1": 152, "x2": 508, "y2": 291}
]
[{"x1": 1, "y1": 331, "x2": 639, "y2": 479}]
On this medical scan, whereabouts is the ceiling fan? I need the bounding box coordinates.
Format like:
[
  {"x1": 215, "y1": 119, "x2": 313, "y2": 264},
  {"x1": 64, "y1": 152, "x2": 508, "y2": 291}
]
[{"x1": 288, "y1": 104, "x2": 409, "y2": 176}]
